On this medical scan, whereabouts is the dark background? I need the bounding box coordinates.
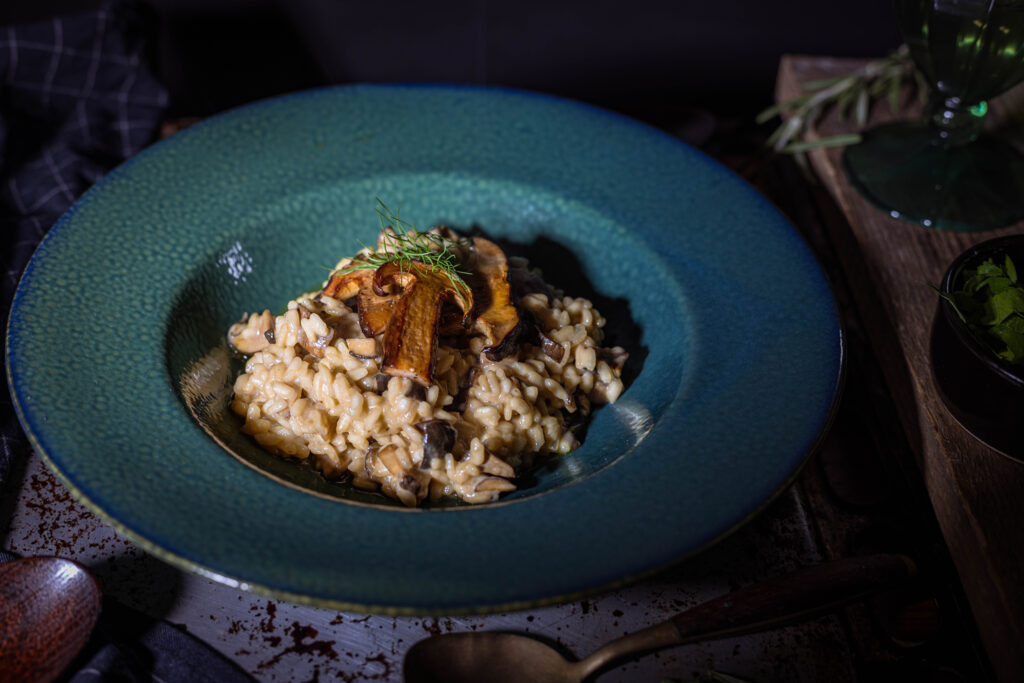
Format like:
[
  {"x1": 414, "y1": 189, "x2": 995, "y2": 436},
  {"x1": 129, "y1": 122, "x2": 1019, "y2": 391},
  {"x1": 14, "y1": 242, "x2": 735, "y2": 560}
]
[{"x1": 1, "y1": 0, "x2": 903, "y2": 121}]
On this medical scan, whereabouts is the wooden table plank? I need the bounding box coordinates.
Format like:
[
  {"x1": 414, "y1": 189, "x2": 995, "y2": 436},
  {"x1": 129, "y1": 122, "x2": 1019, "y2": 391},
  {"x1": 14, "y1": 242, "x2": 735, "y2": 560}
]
[{"x1": 776, "y1": 55, "x2": 1024, "y2": 683}]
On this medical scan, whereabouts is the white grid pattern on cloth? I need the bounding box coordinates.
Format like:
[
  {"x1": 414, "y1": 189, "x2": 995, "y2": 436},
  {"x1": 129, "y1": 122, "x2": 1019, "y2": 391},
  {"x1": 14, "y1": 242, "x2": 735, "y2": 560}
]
[
  {"x1": 1, "y1": 2, "x2": 168, "y2": 297},
  {"x1": 1, "y1": 1, "x2": 168, "y2": 491},
  {"x1": 40, "y1": 18, "x2": 63, "y2": 107}
]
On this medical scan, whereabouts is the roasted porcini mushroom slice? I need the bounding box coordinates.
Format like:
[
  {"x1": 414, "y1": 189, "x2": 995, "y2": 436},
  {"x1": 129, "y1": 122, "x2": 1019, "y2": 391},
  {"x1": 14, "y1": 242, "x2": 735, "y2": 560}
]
[
  {"x1": 356, "y1": 286, "x2": 394, "y2": 338},
  {"x1": 468, "y1": 237, "x2": 523, "y2": 360},
  {"x1": 374, "y1": 262, "x2": 473, "y2": 387}
]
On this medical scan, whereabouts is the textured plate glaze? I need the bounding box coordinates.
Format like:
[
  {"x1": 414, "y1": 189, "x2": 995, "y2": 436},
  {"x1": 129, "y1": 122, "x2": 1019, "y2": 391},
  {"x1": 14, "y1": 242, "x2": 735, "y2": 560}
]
[{"x1": 6, "y1": 85, "x2": 842, "y2": 613}]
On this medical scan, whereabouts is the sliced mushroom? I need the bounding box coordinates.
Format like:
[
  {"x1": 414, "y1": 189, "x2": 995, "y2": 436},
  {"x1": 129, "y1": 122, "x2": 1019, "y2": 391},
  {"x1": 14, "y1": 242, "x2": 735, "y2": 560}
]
[
  {"x1": 450, "y1": 366, "x2": 480, "y2": 412},
  {"x1": 518, "y1": 306, "x2": 564, "y2": 362},
  {"x1": 471, "y1": 474, "x2": 517, "y2": 494},
  {"x1": 399, "y1": 473, "x2": 422, "y2": 495},
  {"x1": 375, "y1": 225, "x2": 402, "y2": 254},
  {"x1": 345, "y1": 337, "x2": 379, "y2": 359},
  {"x1": 376, "y1": 444, "x2": 410, "y2": 477},
  {"x1": 369, "y1": 443, "x2": 430, "y2": 506},
  {"x1": 468, "y1": 237, "x2": 524, "y2": 360},
  {"x1": 405, "y1": 382, "x2": 427, "y2": 401},
  {"x1": 374, "y1": 261, "x2": 473, "y2": 386},
  {"x1": 370, "y1": 372, "x2": 391, "y2": 393},
  {"x1": 480, "y1": 453, "x2": 515, "y2": 478},
  {"x1": 538, "y1": 331, "x2": 565, "y2": 362},
  {"x1": 599, "y1": 346, "x2": 629, "y2": 373},
  {"x1": 437, "y1": 302, "x2": 473, "y2": 336},
  {"x1": 433, "y1": 224, "x2": 462, "y2": 244},
  {"x1": 227, "y1": 309, "x2": 275, "y2": 354},
  {"x1": 363, "y1": 444, "x2": 383, "y2": 481},
  {"x1": 296, "y1": 308, "x2": 335, "y2": 358},
  {"x1": 509, "y1": 259, "x2": 553, "y2": 300},
  {"x1": 415, "y1": 419, "x2": 456, "y2": 469},
  {"x1": 357, "y1": 286, "x2": 394, "y2": 337},
  {"x1": 474, "y1": 475, "x2": 516, "y2": 492},
  {"x1": 320, "y1": 263, "x2": 374, "y2": 301}
]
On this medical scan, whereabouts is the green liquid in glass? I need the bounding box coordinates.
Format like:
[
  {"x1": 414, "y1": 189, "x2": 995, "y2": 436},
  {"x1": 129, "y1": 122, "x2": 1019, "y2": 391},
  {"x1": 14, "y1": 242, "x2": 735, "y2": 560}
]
[
  {"x1": 842, "y1": 0, "x2": 1024, "y2": 231},
  {"x1": 898, "y1": 0, "x2": 1024, "y2": 108}
]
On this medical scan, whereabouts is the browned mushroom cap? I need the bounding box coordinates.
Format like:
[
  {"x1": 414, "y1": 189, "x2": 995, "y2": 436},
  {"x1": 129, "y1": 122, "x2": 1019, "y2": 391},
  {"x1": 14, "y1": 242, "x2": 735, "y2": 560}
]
[
  {"x1": 468, "y1": 237, "x2": 524, "y2": 361},
  {"x1": 374, "y1": 262, "x2": 474, "y2": 387},
  {"x1": 320, "y1": 261, "x2": 373, "y2": 301}
]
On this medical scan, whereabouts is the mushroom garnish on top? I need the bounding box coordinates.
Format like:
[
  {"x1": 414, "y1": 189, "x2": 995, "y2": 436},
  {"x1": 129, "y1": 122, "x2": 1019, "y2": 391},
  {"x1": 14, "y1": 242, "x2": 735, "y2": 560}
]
[
  {"x1": 466, "y1": 236, "x2": 524, "y2": 361},
  {"x1": 233, "y1": 200, "x2": 627, "y2": 403},
  {"x1": 319, "y1": 259, "x2": 374, "y2": 301},
  {"x1": 373, "y1": 259, "x2": 473, "y2": 386},
  {"x1": 226, "y1": 200, "x2": 632, "y2": 507}
]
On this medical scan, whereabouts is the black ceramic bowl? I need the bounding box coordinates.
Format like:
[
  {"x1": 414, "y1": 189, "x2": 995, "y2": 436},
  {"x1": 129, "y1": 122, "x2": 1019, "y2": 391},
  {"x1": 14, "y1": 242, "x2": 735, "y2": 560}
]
[{"x1": 930, "y1": 234, "x2": 1024, "y2": 461}]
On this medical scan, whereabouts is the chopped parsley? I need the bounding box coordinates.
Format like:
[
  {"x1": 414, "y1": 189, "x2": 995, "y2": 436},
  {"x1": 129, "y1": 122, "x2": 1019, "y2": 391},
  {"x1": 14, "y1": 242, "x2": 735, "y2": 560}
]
[{"x1": 942, "y1": 254, "x2": 1024, "y2": 367}]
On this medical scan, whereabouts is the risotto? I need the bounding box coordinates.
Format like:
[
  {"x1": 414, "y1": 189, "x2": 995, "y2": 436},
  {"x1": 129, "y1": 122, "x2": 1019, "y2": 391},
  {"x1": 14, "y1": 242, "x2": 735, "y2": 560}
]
[{"x1": 227, "y1": 214, "x2": 626, "y2": 506}]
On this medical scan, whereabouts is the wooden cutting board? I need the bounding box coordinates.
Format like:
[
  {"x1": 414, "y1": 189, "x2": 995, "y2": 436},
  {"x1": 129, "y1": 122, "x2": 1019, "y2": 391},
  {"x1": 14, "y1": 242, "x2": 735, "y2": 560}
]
[{"x1": 775, "y1": 55, "x2": 1024, "y2": 683}]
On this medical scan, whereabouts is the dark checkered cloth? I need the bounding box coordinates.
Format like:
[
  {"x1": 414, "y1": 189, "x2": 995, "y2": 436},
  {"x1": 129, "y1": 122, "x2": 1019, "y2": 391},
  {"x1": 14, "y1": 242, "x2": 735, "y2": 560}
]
[
  {"x1": 1, "y1": 6, "x2": 257, "y2": 680},
  {"x1": 1, "y1": 1, "x2": 167, "y2": 494}
]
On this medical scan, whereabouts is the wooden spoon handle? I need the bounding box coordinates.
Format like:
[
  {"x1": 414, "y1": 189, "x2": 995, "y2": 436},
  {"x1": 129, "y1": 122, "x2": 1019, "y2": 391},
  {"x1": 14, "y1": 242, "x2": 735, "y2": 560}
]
[
  {"x1": 576, "y1": 553, "x2": 915, "y2": 678},
  {"x1": 670, "y1": 553, "x2": 916, "y2": 643}
]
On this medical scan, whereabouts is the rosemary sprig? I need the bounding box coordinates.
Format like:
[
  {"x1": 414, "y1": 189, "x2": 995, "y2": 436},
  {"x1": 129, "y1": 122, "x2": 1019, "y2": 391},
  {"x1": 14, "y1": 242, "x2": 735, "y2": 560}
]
[
  {"x1": 759, "y1": 44, "x2": 922, "y2": 162},
  {"x1": 333, "y1": 199, "x2": 472, "y2": 304}
]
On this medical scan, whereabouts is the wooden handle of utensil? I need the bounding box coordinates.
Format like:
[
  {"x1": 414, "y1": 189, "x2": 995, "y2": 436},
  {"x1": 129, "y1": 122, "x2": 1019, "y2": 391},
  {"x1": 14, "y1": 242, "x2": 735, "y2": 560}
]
[
  {"x1": 575, "y1": 554, "x2": 916, "y2": 679},
  {"x1": 670, "y1": 553, "x2": 916, "y2": 643}
]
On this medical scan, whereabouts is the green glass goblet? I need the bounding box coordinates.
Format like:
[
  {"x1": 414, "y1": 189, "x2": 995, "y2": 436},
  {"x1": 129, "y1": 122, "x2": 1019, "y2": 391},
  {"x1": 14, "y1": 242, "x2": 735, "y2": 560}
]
[{"x1": 843, "y1": 0, "x2": 1024, "y2": 231}]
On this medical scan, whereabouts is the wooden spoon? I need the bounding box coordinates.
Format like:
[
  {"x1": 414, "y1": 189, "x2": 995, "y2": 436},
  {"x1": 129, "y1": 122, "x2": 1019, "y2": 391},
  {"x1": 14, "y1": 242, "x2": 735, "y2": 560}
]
[
  {"x1": 0, "y1": 556, "x2": 101, "y2": 683},
  {"x1": 403, "y1": 554, "x2": 915, "y2": 683}
]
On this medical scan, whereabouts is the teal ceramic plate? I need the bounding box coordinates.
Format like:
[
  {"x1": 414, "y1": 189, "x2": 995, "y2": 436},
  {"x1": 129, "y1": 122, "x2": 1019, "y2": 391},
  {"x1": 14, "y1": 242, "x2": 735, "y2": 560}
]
[{"x1": 6, "y1": 85, "x2": 842, "y2": 614}]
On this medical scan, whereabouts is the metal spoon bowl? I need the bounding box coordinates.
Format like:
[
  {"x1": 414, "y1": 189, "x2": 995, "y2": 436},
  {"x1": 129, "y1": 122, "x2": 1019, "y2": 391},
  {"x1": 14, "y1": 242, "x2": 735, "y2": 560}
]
[
  {"x1": 404, "y1": 554, "x2": 915, "y2": 683},
  {"x1": 0, "y1": 556, "x2": 102, "y2": 683}
]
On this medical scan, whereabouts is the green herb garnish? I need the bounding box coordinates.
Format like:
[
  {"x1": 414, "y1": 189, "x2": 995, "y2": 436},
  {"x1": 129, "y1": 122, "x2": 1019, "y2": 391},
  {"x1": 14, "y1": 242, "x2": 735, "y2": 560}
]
[
  {"x1": 333, "y1": 198, "x2": 471, "y2": 304},
  {"x1": 940, "y1": 254, "x2": 1024, "y2": 366},
  {"x1": 758, "y1": 44, "x2": 923, "y2": 172}
]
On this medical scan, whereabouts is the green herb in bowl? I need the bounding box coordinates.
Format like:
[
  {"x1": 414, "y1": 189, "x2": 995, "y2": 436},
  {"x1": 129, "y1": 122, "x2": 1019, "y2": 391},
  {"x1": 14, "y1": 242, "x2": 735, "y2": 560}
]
[{"x1": 941, "y1": 254, "x2": 1024, "y2": 367}]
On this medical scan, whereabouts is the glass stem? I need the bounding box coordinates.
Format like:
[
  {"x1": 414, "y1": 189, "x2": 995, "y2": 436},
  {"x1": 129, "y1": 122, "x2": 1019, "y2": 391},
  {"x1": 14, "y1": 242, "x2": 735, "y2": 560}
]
[{"x1": 926, "y1": 93, "x2": 987, "y2": 147}]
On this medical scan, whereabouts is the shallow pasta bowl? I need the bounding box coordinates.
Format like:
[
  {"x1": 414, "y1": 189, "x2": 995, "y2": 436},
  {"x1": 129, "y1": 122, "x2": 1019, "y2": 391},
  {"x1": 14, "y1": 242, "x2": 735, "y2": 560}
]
[{"x1": 5, "y1": 85, "x2": 843, "y2": 613}]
